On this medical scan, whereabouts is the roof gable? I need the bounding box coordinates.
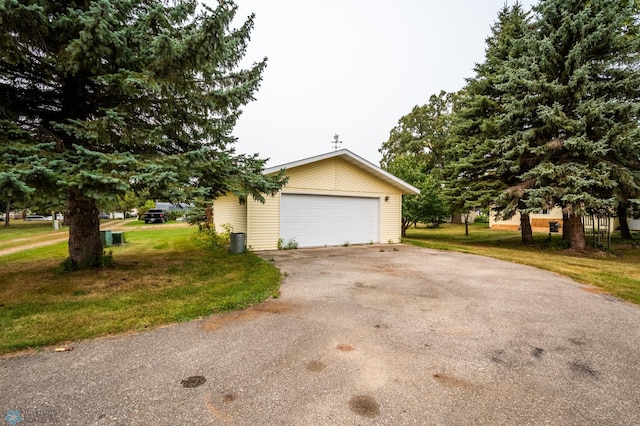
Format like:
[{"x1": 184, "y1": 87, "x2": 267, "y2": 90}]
[{"x1": 263, "y1": 149, "x2": 420, "y2": 195}]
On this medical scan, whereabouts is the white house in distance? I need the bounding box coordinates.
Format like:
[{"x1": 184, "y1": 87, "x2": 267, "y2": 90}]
[{"x1": 212, "y1": 149, "x2": 420, "y2": 250}]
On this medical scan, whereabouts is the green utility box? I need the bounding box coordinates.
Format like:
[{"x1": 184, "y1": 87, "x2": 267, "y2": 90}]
[
  {"x1": 100, "y1": 230, "x2": 113, "y2": 247},
  {"x1": 112, "y1": 231, "x2": 125, "y2": 245}
]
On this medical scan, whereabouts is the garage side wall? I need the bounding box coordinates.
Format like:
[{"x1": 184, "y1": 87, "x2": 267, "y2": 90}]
[
  {"x1": 213, "y1": 195, "x2": 247, "y2": 234},
  {"x1": 246, "y1": 193, "x2": 281, "y2": 251},
  {"x1": 380, "y1": 193, "x2": 402, "y2": 243}
]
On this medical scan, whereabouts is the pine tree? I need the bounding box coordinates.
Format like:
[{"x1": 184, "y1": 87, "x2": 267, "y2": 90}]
[
  {"x1": 0, "y1": 133, "x2": 56, "y2": 226},
  {"x1": 494, "y1": 0, "x2": 640, "y2": 249},
  {"x1": 0, "y1": 1, "x2": 286, "y2": 268},
  {"x1": 444, "y1": 3, "x2": 533, "y2": 241}
]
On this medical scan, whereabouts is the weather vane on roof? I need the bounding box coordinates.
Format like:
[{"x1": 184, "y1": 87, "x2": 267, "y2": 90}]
[{"x1": 331, "y1": 134, "x2": 342, "y2": 150}]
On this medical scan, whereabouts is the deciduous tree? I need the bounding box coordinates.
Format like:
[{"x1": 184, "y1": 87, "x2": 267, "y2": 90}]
[
  {"x1": 379, "y1": 92, "x2": 455, "y2": 235},
  {"x1": 384, "y1": 155, "x2": 450, "y2": 236},
  {"x1": 379, "y1": 91, "x2": 455, "y2": 172}
]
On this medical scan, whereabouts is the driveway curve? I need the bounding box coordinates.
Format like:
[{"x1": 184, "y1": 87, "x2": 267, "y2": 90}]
[{"x1": 1, "y1": 244, "x2": 639, "y2": 425}]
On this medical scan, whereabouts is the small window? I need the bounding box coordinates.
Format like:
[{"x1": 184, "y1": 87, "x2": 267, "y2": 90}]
[{"x1": 540, "y1": 209, "x2": 549, "y2": 215}]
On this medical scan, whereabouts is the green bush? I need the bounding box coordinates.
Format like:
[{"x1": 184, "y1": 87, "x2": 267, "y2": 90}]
[
  {"x1": 196, "y1": 224, "x2": 231, "y2": 249},
  {"x1": 474, "y1": 214, "x2": 490, "y2": 223},
  {"x1": 277, "y1": 238, "x2": 298, "y2": 250}
]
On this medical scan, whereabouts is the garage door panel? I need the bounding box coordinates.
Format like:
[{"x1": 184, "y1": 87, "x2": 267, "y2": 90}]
[{"x1": 281, "y1": 194, "x2": 379, "y2": 247}]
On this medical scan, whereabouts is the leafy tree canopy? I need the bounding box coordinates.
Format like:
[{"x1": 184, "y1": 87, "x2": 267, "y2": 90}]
[
  {"x1": 379, "y1": 90, "x2": 456, "y2": 172},
  {"x1": 380, "y1": 92, "x2": 456, "y2": 234}
]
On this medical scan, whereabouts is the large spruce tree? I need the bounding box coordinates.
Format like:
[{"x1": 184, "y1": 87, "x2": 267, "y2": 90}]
[
  {"x1": 0, "y1": 1, "x2": 285, "y2": 268},
  {"x1": 444, "y1": 3, "x2": 532, "y2": 242},
  {"x1": 494, "y1": 0, "x2": 640, "y2": 249}
]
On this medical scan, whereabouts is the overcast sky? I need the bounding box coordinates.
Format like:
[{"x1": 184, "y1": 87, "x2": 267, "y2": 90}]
[{"x1": 210, "y1": 0, "x2": 537, "y2": 167}]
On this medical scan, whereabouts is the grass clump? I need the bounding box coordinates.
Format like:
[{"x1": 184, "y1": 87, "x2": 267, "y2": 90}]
[
  {"x1": 0, "y1": 225, "x2": 281, "y2": 355},
  {"x1": 277, "y1": 238, "x2": 298, "y2": 250}
]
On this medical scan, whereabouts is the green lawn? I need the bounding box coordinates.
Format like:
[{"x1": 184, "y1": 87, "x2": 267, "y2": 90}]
[
  {"x1": 0, "y1": 219, "x2": 122, "y2": 250},
  {"x1": 0, "y1": 220, "x2": 64, "y2": 243},
  {"x1": 0, "y1": 225, "x2": 281, "y2": 355},
  {"x1": 4, "y1": 221, "x2": 638, "y2": 355},
  {"x1": 404, "y1": 223, "x2": 640, "y2": 305},
  {"x1": 125, "y1": 219, "x2": 149, "y2": 227}
]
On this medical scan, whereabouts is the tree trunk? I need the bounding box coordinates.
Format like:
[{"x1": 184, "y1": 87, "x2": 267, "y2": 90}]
[
  {"x1": 618, "y1": 203, "x2": 632, "y2": 240},
  {"x1": 562, "y1": 212, "x2": 570, "y2": 241},
  {"x1": 4, "y1": 199, "x2": 10, "y2": 227},
  {"x1": 400, "y1": 217, "x2": 412, "y2": 237},
  {"x1": 520, "y1": 213, "x2": 533, "y2": 245},
  {"x1": 67, "y1": 191, "x2": 103, "y2": 269},
  {"x1": 566, "y1": 214, "x2": 586, "y2": 250},
  {"x1": 464, "y1": 213, "x2": 469, "y2": 236},
  {"x1": 450, "y1": 214, "x2": 463, "y2": 224},
  {"x1": 205, "y1": 205, "x2": 214, "y2": 230}
]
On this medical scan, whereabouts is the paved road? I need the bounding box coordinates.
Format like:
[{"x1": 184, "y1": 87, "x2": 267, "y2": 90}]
[{"x1": 1, "y1": 245, "x2": 639, "y2": 425}]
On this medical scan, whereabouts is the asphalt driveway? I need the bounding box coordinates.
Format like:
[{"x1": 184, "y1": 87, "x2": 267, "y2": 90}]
[{"x1": 1, "y1": 244, "x2": 639, "y2": 425}]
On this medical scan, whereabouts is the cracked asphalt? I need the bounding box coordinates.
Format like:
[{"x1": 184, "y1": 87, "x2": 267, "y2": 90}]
[{"x1": 1, "y1": 244, "x2": 639, "y2": 425}]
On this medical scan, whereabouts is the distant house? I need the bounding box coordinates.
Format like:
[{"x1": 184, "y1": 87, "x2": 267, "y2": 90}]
[
  {"x1": 212, "y1": 149, "x2": 419, "y2": 250},
  {"x1": 490, "y1": 207, "x2": 640, "y2": 232}
]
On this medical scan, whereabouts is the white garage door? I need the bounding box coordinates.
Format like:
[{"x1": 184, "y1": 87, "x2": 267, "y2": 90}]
[{"x1": 280, "y1": 194, "x2": 380, "y2": 247}]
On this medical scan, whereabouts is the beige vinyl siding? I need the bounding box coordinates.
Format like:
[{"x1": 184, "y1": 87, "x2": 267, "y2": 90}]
[
  {"x1": 247, "y1": 193, "x2": 281, "y2": 250},
  {"x1": 284, "y1": 157, "x2": 400, "y2": 194},
  {"x1": 213, "y1": 195, "x2": 247, "y2": 233},
  {"x1": 284, "y1": 159, "x2": 337, "y2": 191},
  {"x1": 381, "y1": 193, "x2": 402, "y2": 243},
  {"x1": 335, "y1": 159, "x2": 395, "y2": 193},
  {"x1": 212, "y1": 153, "x2": 411, "y2": 251}
]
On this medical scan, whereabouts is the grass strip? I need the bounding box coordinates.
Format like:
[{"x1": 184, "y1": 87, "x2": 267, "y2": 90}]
[{"x1": 0, "y1": 221, "x2": 66, "y2": 245}]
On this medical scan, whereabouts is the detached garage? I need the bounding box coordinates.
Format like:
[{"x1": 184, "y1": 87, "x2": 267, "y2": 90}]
[{"x1": 213, "y1": 149, "x2": 419, "y2": 251}]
